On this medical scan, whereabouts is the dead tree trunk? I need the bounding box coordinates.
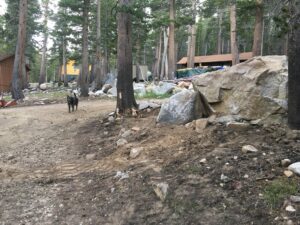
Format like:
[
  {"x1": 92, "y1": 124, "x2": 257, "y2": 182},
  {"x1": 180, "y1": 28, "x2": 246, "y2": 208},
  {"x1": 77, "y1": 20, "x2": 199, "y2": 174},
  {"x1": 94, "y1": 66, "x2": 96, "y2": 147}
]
[
  {"x1": 217, "y1": 8, "x2": 223, "y2": 54},
  {"x1": 11, "y1": 0, "x2": 27, "y2": 100},
  {"x1": 116, "y1": 0, "x2": 138, "y2": 115}
]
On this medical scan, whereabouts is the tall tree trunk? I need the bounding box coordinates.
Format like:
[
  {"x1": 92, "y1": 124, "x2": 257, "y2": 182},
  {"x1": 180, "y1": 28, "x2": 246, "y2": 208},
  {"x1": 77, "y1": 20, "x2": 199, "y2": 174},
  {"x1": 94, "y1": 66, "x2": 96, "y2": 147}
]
[
  {"x1": 230, "y1": 2, "x2": 239, "y2": 65},
  {"x1": 135, "y1": 33, "x2": 141, "y2": 82},
  {"x1": 153, "y1": 30, "x2": 162, "y2": 81},
  {"x1": 79, "y1": 0, "x2": 90, "y2": 97},
  {"x1": 38, "y1": 0, "x2": 49, "y2": 85},
  {"x1": 187, "y1": 25, "x2": 196, "y2": 68},
  {"x1": 62, "y1": 37, "x2": 68, "y2": 87},
  {"x1": 95, "y1": 0, "x2": 103, "y2": 90},
  {"x1": 252, "y1": 0, "x2": 264, "y2": 56},
  {"x1": 160, "y1": 28, "x2": 168, "y2": 79},
  {"x1": 168, "y1": 0, "x2": 176, "y2": 80},
  {"x1": 116, "y1": 0, "x2": 138, "y2": 115},
  {"x1": 11, "y1": 0, "x2": 27, "y2": 100},
  {"x1": 217, "y1": 8, "x2": 223, "y2": 54},
  {"x1": 288, "y1": 1, "x2": 300, "y2": 129}
]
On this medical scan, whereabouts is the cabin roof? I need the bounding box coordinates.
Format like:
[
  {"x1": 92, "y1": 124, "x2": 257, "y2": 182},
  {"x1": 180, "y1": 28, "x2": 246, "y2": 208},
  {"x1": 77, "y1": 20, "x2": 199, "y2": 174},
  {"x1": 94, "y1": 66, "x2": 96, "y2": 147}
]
[{"x1": 177, "y1": 52, "x2": 253, "y2": 65}]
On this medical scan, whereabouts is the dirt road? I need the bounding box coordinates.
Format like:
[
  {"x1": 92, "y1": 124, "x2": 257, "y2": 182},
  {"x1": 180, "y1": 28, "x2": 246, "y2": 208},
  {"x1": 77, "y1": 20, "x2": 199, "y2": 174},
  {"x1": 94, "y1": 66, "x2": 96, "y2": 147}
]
[{"x1": 0, "y1": 99, "x2": 299, "y2": 225}]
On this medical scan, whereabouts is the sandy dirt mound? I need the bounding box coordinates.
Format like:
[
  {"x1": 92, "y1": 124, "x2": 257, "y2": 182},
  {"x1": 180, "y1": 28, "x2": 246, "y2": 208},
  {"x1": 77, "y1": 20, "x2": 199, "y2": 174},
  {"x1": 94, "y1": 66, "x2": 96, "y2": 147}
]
[{"x1": 0, "y1": 99, "x2": 299, "y2": 225}]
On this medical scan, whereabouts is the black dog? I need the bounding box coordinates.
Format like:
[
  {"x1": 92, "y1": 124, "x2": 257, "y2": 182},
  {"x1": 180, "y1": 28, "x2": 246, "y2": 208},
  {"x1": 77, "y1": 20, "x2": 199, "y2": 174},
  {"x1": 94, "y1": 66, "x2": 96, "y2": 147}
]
[{"x1": 67, "y1": 93, "x2": 78, "y2": 113}]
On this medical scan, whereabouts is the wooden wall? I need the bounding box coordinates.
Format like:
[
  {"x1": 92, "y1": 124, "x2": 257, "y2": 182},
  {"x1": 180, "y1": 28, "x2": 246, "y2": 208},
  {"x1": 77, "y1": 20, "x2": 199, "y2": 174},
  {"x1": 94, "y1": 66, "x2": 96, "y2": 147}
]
[{"x1": 0, "y1": 56, "x2": 14, "y2": 92}]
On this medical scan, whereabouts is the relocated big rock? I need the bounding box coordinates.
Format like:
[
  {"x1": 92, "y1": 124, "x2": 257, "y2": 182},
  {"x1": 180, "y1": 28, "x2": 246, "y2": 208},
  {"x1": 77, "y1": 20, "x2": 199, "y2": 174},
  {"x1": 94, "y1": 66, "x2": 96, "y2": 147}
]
[
  {"x1": 157, "y1": 89, "x2": 213, "y2": 125},
  {"x1": 192, "y1": 56, "x2": 288, "y2": 122},
  {"x1": 147, "y1": 82, "x2": 176, "y2": 95}
]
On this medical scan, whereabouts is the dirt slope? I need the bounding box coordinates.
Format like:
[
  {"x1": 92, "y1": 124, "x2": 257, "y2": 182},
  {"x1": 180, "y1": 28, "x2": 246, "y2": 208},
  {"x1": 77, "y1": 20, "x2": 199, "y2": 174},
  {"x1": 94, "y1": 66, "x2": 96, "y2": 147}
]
[{"x1": 0, "y1": 99, "x2": 299, "y2": 225}]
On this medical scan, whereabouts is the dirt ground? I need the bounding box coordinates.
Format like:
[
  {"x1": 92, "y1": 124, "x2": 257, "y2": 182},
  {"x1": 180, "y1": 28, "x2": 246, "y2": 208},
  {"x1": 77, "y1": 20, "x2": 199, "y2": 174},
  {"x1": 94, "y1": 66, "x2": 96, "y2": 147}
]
[{"x1": 0, "y1": 98, "x2": 300, "y2": 225}]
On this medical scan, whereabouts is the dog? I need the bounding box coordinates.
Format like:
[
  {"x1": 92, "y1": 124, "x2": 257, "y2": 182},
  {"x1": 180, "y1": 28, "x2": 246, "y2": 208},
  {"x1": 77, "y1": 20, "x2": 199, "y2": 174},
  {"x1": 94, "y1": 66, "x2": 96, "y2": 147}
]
[{"x1": 67, "y1": 92, "x2": 78, "y2": 113}]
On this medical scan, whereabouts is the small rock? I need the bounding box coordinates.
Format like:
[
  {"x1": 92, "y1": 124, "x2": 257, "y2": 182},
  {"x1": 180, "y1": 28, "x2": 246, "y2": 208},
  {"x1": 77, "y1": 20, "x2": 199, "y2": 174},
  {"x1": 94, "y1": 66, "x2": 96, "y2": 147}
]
[
  {"x1": 86, "y1": 154, "x2": 96, "y2": 160},
  {"x1": 242, "y1": 145, "x2": 258, "y2": 153},
  {"x1": 220, "y1": 174, "x2": 229, "y2": 182},
  {"x1": 114, "y1": 171, "x2": 129, "y2": 180},
  {"x1": 185, "y1": 121, "x2": 195, "y2": 129},
  {"x1": 281, "y1": 159, "x2": 292, "y2": 167},
  {"x1": 227, "y1": 122, "x2": 250, "y2": 130},
  {"x1": 130, "y1": 147, "x2": 144, "y2": 159},
  {"x1": 108, "y1": 116, "x2": 115, "y2": 123},
  {"x1": 121, "y1": 130, "x2": 132, "y2": 138},
  {"x1": 288, "y1": 162, "x2": 300, "y2": 175},
  {"x1": 286, "y1": 220, "x2": 294, "y2": 225},
  {"x1": 285, "y1": 205, "x2": 296, "y2": 212},
  {"x1": 153, "y1": 183, "x2": 169, "y2": 201},
  {"x1": 284, "y1": 170, "x2": 294, "y2": 178},
  {"x1": 117, "y1": 138, "x2": 128, "y2": 147},
  {"x1": 195, "y1": 119, "x2": 208, "y2": 133},
  {"x1": 7, "y1": 155, "x2": 15, "y2": 160},
  {"x1": 103, "y1": 131, "x2": 109, "y2": 135},
  {"x1": 290, "y1": 196, "x2": 300, "y2": 203},
  {"x1": 200, "y1": 158, "x2": 207, "y2": 164},
  {"x1": 244, "y1": 174, "x2": 249, "y2": 179},
  {"x1": 131, "y1": 127, "x2": 141, "y2": 132},
  {"x1": 207, "y1": 114, "x2": 217, "y2": 124},
  {"x1": 233, "y1": 156, "x2": 238, "y2": 160}
]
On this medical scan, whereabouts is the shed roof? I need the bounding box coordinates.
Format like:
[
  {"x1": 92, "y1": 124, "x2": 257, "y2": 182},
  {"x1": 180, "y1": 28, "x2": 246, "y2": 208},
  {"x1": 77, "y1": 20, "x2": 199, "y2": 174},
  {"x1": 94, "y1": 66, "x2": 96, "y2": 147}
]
[
  {"x1": 177, "y1": 52, "x2": 253, "y2": 65},
  {"x1": 0, "y1": 54, "x2": 14, "y2": 62}
]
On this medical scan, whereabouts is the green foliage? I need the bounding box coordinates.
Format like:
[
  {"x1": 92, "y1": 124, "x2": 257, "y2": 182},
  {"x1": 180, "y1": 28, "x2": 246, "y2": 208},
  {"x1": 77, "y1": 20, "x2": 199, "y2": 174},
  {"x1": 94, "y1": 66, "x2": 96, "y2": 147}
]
[
  {"x1": 135, "y1": 91, "x2": 172, "y2": 100},
  {"x1": 263, "y1": 178, "x2": 298, "y2": 208}
]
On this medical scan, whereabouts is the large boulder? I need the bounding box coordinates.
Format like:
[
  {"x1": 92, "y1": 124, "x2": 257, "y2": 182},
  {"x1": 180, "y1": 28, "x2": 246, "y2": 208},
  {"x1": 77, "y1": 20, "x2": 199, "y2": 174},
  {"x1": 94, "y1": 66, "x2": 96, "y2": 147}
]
[
  {"x1": 192, "y1": 56, "x2": 288, "y2": 122},
  {"x1": 157, "y1": 89, "x2": 213, "y2": 124}
]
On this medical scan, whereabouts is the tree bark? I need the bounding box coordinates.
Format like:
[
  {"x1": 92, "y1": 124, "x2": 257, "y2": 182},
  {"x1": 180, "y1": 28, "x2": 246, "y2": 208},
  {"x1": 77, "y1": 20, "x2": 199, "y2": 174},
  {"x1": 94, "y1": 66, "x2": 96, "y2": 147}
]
[
  {"x1": 217, "y1": 8, "x2": 223, "y2": 54},
  {"x1": 160, "y1": 28, "x2": 168, "y2": 79},
  {"x1": 38, "y1": 0, "x2": 49, "y2": 85},
  {"x1": 135, "y1": 33, "x2": 141, "y2": 82},
  {"x1": 168, "y1": 0, "x2": 176, "y2": 80},
  {"x1": 11, "y1": 0, "x2": 27, "y2": 100},
  {"x1": 252, "y1": 0, "x2": 264, "y2": 56},
  {"x1": 79, "y1": 0, "x2": 90, "y2": 97},
  {"x1": 116, "y1": 0, "x2": 138, "y2": 115},
  {"x1": 288, "y1": 1, "x2": 300, "y2": 129},
  {"x1": 230, "y1": 2, "x2": 239, "y2": 65},
  {"x1": 95, "y1": 0, "x2": 104, "y2": 90},
  {"x1": 62, "y1": 37, "x2": 68, "y2": 87}
]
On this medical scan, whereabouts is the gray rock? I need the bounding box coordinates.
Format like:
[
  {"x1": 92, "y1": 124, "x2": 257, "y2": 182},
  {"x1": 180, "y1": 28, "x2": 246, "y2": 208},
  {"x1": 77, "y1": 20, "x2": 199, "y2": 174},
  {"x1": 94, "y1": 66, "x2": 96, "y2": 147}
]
[
  {"x1": 192, "y1": 56, "x2": 288, "y2": 123},
  {"x1": 39, "y1": 83, "x2": 47, "y2": 90},
  {"x1": 148, "y1": 82, "x2": 176, "y2": 95},
  {"x1": 102, "y1": 84, "x2": 112, "y2": 93},
  {"x1": 86, "y1": 154, "x2": 96, "y2": 160},
  {"x1": 153, "y1": 183, "x2": 169, "y2": 201},
  {"x1": 121, "y1": 130, "x2": 132, "y2": 138},
  {"x1": 157, "y1": 89, "x2": 213, "y2": 125},
  {"x1": 281, "y1": 159, "x2": 292, "y2": 167},
  {"x1": 242, "y1": 145, "x2": 258, "y2": 153},
  {"x1": 195, "y1": 119, "x2": 208, "y2": 133},
  {"x1": 108, "y1": 116, "x2": 115, "y2": 123},
  {"x1": 290, "y1": 195, "x2": 300, "y2": 203},
  {"x1": 215, "y1": 115, "x2": 241, "y2": 124},
  {"x1": 288, "y1": 162, "x2": 300, "y2": 175},
  {"x1": 134, "y1": 83, "x2": 146, "y2": 97},
  {"x1": 117, "y1": 138, "x2": 128, "y2": 147},
  {"x1": 7, "y1": 155, "x2": 15, "y2": 160},
  {"x1": 130, "y1": 147, "x2": 144, "y2": 159}
]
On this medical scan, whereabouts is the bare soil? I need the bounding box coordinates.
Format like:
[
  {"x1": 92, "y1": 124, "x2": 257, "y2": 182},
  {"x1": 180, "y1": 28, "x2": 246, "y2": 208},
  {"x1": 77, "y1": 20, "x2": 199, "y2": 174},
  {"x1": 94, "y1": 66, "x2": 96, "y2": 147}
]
[{"x1": 0, "y1": 99, "x2": 299, "y2": 225}]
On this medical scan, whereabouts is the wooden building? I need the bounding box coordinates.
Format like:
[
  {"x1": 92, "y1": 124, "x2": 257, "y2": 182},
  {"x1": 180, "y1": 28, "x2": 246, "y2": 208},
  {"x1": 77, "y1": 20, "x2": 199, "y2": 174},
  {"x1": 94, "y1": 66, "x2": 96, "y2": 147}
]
[
  {"x1": 177, "y1": 52, "x2": 253, "y2": 68},
  {"x1": 0, "y1": 54, "x2": 30, "y2": 92}
]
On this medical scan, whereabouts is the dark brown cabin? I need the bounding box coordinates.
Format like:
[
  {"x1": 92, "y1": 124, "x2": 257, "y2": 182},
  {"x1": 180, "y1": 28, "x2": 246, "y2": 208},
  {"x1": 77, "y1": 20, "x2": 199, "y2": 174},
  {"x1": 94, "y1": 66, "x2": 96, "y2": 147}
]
[{"x1": 0, "y1": 54, "x2": 30, "y2": 92}]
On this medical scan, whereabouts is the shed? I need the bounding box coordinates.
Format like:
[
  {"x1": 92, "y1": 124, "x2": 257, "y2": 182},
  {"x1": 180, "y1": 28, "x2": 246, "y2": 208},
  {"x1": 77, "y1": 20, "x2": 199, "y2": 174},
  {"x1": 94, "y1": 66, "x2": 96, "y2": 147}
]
[
  {"x1": 0, "y1": 54, "x2": 30, "y2": 92},
  {"x1": 177, "y1": 52, "x2": 253, "y2": 67}
]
